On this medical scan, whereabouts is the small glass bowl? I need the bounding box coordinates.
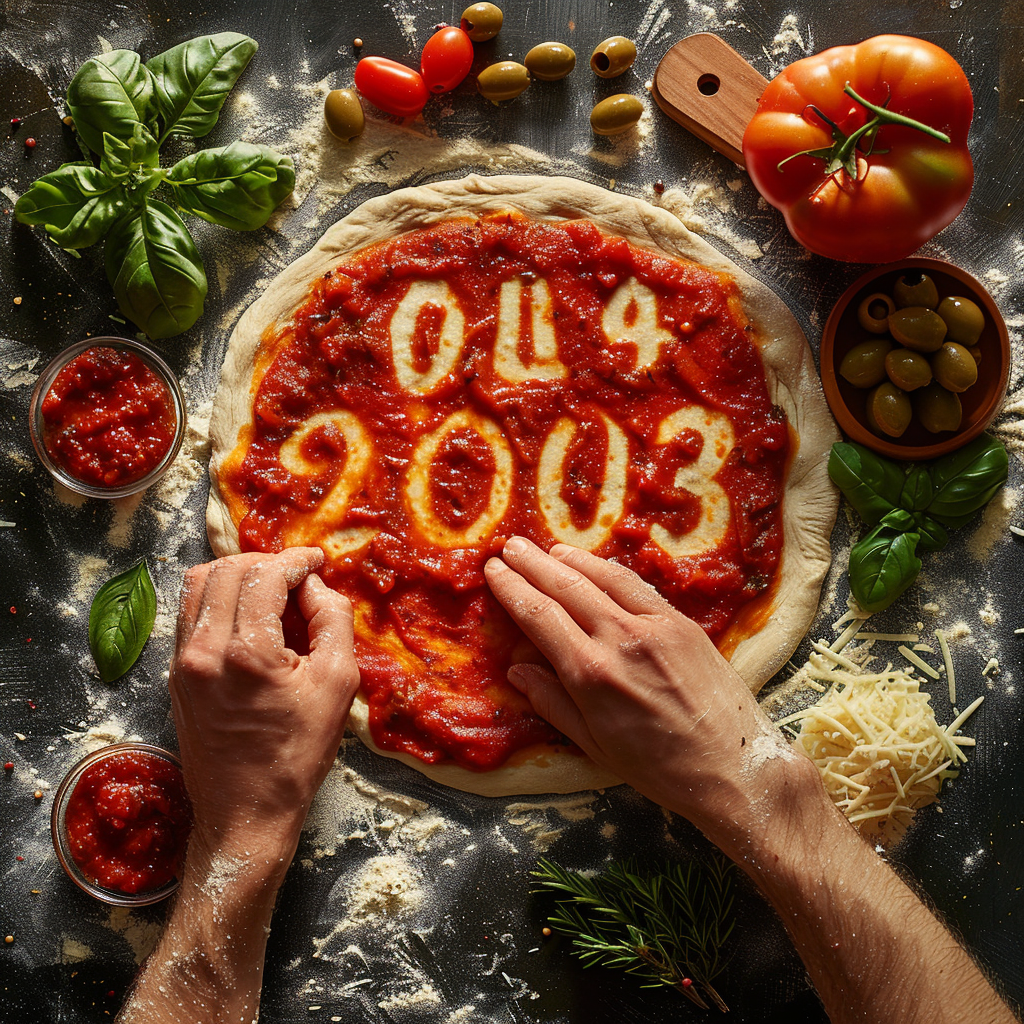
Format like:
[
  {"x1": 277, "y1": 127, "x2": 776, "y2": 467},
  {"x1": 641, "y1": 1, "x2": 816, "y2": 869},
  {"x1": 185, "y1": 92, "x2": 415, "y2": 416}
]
[
  {"x1": 51, "y1": 742, "x2": 190, "y2": 907},
  {"x1": 29, "y1": 337, "x2": 186, "y2": 499}
]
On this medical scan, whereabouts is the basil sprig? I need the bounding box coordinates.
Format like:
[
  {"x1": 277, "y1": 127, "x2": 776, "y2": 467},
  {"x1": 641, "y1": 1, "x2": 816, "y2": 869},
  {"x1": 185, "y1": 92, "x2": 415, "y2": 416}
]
[
  {"x1": 15, "y1": 32, "x2": 294, "y2": 340},
  {"x1": 828, "y1": 436, "x2": 1008, "y2": 613},
  {"x1": 88, "y1": 560, "x2": 157, "y2": 682}
]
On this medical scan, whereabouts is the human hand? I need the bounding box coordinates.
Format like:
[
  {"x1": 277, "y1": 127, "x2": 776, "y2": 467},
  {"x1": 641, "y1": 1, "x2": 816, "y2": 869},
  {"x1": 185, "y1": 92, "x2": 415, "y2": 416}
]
[
  {"x1": 485, "y1": 538, "x2": 812, "y2": 849},
  {"x1": 170, "y1": 548, "x2": 359, "y2": 869}
]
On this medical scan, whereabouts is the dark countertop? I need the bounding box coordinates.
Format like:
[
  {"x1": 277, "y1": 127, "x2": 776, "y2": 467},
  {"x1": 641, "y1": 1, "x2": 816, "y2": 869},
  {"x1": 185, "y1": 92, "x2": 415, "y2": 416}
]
[{"x1": 1, "y1": 1, "x2": 1022, "y2": 1021}]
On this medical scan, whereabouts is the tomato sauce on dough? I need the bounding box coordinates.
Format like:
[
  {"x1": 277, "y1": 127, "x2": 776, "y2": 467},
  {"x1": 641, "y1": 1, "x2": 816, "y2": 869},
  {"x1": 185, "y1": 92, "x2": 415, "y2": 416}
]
[
  {"x1": 222, "y1": 213, "x2": 789, "y2": 771},
  {"x1": 41, "y1": 346, "x2": 177, "y2": 488},
  {"x1": 65, "y1": 750, "x2": 192, "y2": 894}
]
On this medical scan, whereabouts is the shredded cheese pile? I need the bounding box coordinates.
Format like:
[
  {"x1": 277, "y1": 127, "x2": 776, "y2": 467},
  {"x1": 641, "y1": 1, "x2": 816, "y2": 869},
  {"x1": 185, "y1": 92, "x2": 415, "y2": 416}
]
[{"x1": 777, "y1": 661, "x2": 981, "y2": 847}]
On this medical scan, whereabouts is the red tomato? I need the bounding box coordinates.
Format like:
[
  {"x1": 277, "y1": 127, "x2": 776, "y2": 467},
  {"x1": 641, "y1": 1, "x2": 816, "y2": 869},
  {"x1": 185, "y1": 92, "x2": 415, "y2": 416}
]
[
  {"x1": 420, "y1": 26, "x2": 474, "y2": 94},
  {"x1": 354, "y1": 57, "x2": 429, "y2": 118},
  {"x1": 742, "y1": 35, "x2": 974, "y2": 263}
]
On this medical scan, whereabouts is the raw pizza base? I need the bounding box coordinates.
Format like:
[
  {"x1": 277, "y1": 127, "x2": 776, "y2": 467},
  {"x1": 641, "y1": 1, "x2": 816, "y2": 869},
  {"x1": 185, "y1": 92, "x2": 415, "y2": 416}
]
[{"x1": 207, "y1": 173, "x2": 839, "y2": 797}]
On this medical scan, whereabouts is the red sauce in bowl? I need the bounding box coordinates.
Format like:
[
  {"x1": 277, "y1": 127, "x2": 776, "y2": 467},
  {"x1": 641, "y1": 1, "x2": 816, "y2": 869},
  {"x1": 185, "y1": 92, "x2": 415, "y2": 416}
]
[
  {"x1": 40, "y1": 345, "x2": 178, "y2": 488},
  {"x1": 64, "y1": 750, "x2": 192, "y2": 895}
]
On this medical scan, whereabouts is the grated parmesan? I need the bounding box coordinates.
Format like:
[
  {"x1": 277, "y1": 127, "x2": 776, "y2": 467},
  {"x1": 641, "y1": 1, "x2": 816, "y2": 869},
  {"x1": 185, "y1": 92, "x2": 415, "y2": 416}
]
[
  {"x1": 936, "y1": 629, "x2": 956, "y2": 705},
  {"x1": 898, "y1": 645, "x2": 940, "y2": 679},
  {"x1": 777, "y1": 665, "x2": 981, "y2": 847}
]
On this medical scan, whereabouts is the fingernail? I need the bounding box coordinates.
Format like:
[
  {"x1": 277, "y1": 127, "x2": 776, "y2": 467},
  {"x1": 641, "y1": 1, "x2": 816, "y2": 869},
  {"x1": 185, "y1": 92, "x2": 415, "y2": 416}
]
[
  {"x1": 504, "y1": 536, "x2": 528, "y2": 556},
  {"x1": 484, "y1": 557, "x2": 507, "y2": 574},
  {"x1": 549, "y1": 543, "x2": 573, "y2": 557}
]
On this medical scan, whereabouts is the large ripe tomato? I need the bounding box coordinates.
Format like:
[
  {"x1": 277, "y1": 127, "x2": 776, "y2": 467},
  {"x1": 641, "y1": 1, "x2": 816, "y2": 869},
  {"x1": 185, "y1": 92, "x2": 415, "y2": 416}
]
[
  {"x1": 354, "y1": 57, "x2": 429, "y2": 118},
  {"x1": 742, "y1": 35, "x2": 973, "y2": 263},
  {"x1": 420, "y1": 26, "x2": 474, "y2": 94}
]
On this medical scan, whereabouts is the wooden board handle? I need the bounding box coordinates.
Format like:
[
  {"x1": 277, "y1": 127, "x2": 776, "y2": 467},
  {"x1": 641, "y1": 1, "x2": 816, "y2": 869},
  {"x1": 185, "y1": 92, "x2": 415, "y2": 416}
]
[{"x1": 652, "y1": 33, "x2": 768, "y2": 167}]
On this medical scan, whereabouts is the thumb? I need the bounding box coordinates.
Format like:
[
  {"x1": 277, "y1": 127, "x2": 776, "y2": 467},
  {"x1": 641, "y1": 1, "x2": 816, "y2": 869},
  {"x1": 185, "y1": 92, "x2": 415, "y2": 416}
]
[
  {"x1": 295, "y1": 575, "x2": 359, "y2": 698},
  {"x1": 507, "y1": 662, "x2": 595, "y2": 757}
]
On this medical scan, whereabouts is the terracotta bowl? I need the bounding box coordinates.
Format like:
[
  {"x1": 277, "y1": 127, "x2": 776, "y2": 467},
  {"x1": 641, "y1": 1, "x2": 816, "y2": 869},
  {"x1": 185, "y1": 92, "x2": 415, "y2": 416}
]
[{"x1": 820, "y1": 258, "x2": 1009, "y2": 461}]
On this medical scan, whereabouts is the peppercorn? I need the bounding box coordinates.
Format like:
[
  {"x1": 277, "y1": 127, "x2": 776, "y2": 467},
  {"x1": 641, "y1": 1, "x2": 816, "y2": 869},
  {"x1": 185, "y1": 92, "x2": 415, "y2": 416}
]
[
  {"x1": 24, "y1": 137, "x2": 36, "y2": 149},
  {"x1": 654, "y1": 179, "x2": 665, "y2": 194}
]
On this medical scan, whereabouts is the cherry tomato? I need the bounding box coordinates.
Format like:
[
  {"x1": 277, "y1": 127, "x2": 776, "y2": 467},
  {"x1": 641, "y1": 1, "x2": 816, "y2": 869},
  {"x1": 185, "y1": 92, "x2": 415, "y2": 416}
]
[
  {"x1": 420, "y1": 26, "x2": 474, "y2": 94},
  {"x1": 354, "y1": 57, "x2": 429, "y2": 118}
]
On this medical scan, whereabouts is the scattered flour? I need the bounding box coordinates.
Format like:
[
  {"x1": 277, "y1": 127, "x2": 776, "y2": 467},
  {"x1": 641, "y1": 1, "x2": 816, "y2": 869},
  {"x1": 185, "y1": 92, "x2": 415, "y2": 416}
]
[
  {"x1": 64, "y1": 719, "x2": 140, "y2": 752},
  {"x1": 346, "y1": 854, "x2": 423, "y2": 922},
  {"x1": 60, "y1": 938, "x2": 92, "y2": 963},
  {"x1": 378, "y1": 982, "x2": 441, "y2": 1011},
  {"x1": 967, "y1": 486, "x2": 1020, "y2": 561},
  {"x1": 504, "y1": 795, "x2": 597, "y2": 853},
  {"x1": 106, "y1": 906, "x2": 163, "y2": 965}
]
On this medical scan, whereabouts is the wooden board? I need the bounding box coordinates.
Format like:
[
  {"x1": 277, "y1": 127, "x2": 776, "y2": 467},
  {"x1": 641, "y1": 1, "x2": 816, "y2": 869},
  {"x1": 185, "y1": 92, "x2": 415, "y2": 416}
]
[{"x1": 652, "y1": 33, "x2": 768, "y2": 166}]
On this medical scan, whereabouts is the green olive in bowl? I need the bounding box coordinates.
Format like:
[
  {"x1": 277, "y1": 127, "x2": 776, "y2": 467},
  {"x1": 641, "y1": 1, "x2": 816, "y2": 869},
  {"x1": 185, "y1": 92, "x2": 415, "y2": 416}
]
[
  {"x1": 839, "y1": 339, "x2": 890, "y2": 388},
  {"x1": 461, "y1": 2, "x2": 503, "y2": 41},
  {"x1": 866, "y1": 382, "x2": 912, "y2": 438},
  {"x1": 916, "y1": 383, "x2": 963, "y2": 433},
  {"x1": 892, "y1": 272, "x2": 939, "y2": 310},
  {"x1": 856, "y1": 292, "x2": 895, "y2": 334},
  {"x1": 477, "y1": 61, "x2": 530, "y2": 102},
  {"x1": 524, "y1": 42, "x2": 576, "y2": 80},
  {"x1": 884, "y1": 348, "x2": 932, "y2": 391},
  {"x1": 932, "y1": 342, "x2": 979, "y2": 393},
  {"x1": 888, "y1": 307, "x2": 947, "y2": 353},
  {"x1": 590, "y1": 36, "x2": 636, "y2": 78},
  {"x1": 936, "y1": 295, "x2": 985, "y2": 346}
]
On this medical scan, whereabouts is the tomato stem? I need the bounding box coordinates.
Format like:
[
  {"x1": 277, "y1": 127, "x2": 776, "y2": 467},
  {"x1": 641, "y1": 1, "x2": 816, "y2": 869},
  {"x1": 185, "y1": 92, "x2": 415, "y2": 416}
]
[{"x1": 776, "y1": 84, "x2": 951, "y2": 177}]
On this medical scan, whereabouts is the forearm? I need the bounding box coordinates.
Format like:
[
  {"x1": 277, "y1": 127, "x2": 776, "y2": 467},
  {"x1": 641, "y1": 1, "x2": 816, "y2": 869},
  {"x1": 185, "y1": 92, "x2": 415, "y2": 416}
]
[
  {"x1": 116, "y1": 837, "x2": 297, "y2": 1024},
  {"x1": 716, "y1": 760, "x2": 1016, "y2": 1024}
]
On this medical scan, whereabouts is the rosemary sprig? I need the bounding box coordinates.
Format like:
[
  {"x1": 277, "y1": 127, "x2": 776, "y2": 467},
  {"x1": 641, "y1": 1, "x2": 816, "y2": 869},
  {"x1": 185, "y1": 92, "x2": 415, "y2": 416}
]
[{"x1": 532, "y1": 857, "x2": 736, "y2": 1013}]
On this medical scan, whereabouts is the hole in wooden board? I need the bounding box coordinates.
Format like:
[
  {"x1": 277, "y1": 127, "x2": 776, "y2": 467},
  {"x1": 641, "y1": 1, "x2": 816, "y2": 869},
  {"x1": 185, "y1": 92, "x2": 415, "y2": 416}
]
[{"x1": 697, "y1": 74, "x2": 720, "y2": 96}]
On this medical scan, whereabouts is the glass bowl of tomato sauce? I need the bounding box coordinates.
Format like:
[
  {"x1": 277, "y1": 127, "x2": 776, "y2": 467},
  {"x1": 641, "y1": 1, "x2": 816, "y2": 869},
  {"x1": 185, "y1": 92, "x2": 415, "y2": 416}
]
[
  {"x1": 29, "y1": 337, "x2": 186, "y2": 499},
  {"x1": 51, "y1": 743, "x2": 193, "y2": 906}
]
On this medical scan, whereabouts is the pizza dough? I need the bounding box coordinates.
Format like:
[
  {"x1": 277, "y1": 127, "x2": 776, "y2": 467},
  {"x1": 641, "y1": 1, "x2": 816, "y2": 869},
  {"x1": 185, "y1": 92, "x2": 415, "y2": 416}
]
[{"x1": 207, "y1": 173, "x2": 839, "y2": 796}]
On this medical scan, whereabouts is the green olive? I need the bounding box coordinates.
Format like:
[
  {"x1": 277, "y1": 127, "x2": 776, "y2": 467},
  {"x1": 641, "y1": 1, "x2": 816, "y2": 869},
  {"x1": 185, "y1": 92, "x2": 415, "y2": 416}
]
[
  {"x1": 884, "y1": 348, "x2": 932, "y2": 392},
  {"x1": 916, "y1": 384, "x2": 962, "y2": 433},
  {"x1": 590, "y1": 36, "x2": 637, "y2": 78},
  {"x1": 932, "y1": 341, "x2": 979, "y2": 393},
  {"x1": 968, "y1": 345, "x2": 982, "y2": 365},
  {"x1": 892, "y1": 272, "x2": 939, "y2": 310},
  {"x1": 477, "y1": 61, "x2": 530, "y2": 102},
  {"x1": 590, "y1": 93, "x2": 644, "y2": 135},
  {"x1": 323, "y1": 89, "x2": 365, "y2": 141},
  {"x1": 460, "y1": 2, "x2": 503, "y2": 41},
  {"x1": 936, "y1": 295, "x2": 985, "y2": 346},
  {"x1": 867, "y1": 382, "x2": 912, "y2": 438},
  {"x1": 888, "y1": 307, "x2": 947, "y2": 353},
  {"x1": 839, "y1": 339, "x2": 891, "y2": 388},
  {"x1": 856, "y1": 292, "x2": 895, "y2": 334},
  {"x1": 524, "y1": 42, "x2": 576, "y2": 80}
]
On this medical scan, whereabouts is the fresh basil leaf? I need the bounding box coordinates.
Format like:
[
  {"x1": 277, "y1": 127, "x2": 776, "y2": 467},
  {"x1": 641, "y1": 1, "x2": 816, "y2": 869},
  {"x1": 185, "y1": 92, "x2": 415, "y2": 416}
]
[
  {"x1": 828, "y1": 442, "x2": 905, "y2": 525},
  {"x1": 914, "y1": 514, "x2": 949, "y2": 553},
  {"x1": 167, "y1": 142, "x2": 295, "y2": 230},
  {"x1": 88, "y1": 560, "x2": 157, "y2": 683},
  {"x1": 146, "y1": 32, "x2": 257, "y2": 140},
  {"x1": 849, "y1": 525, "x2": 922, "y2": 613},
  {"x1": 100, "y1": 122, "x2": 160, "y2": 180},
  {"x1": 879, "y1": 508, "x2": 915, "y2": 532},
  {"x1": 899, "y1": 465, "x2": 933, "y2": 512},
  {"x1": 926, "y1": 435, "x2": 1008, "y2": 528},
  {"x1": 105, "y1": 199, "x2": 208, "y2": 339},
  {"x1": 66, "y1": 50, "x2": 155, "y2": 156},
  {"x1": 14, "y1": 163, "x2": 127, "y2": 249}
]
